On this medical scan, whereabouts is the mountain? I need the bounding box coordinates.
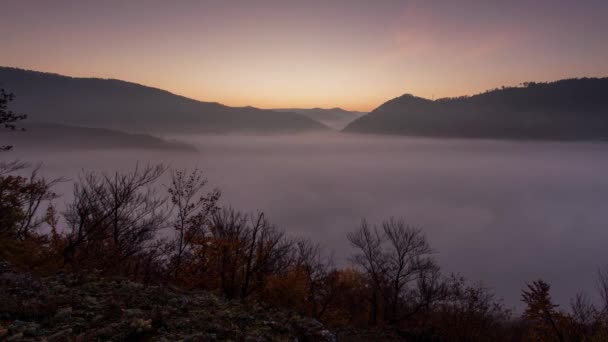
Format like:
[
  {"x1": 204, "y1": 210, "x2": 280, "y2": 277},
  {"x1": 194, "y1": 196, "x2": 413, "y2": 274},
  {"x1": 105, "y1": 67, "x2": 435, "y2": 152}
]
[
  {"x1": 272, "y1": 107, "x2": 365, "y2": 130},
  {"x1": 1, "y1": 123, "x2": 195, "y2": 151},
  {"x1": 0, "y1": 67, "x2": 328, "y2": 134},
  {"x1": 344, "y1": 78, "x2": 608, "y2": 140}
]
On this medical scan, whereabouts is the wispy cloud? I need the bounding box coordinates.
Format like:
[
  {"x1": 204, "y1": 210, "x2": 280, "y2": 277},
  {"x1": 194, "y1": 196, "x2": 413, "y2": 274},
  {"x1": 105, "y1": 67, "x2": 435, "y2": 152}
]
[{"x1": 381, "y1": 1, "x2": 537, "y2": 64}]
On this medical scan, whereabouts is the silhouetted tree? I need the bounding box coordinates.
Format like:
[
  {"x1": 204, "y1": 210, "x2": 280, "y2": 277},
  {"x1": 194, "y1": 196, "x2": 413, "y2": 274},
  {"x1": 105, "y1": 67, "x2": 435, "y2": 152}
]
[
  {"x1": 598, "y1": 266, "x2": 608, "y2": 316},
  {"x1": 347, "y1": 219, "x2": 386, "y2": 325},
  {"x1": 63, "y1": 164, "x2": 168, "y2": 273},
  {"x1": 0, "y1": 89, "x2": 27, "y2": 152},
  {"x1": 0, "y1": 164, "x2": 61, "y2": 241},
  {"x1": 433, "y1": 275, "x2": 512, "y2": 341},
  {"x1": 522, "y1": 279, "x2": 565, "y2": 341},
  {"x1": 183, "y1": 208, "x2": 294, "y2": 300},
  {"x1": 234, "y1": 211, "x2": 293, "y2": 300},
  {"x1": 348, "y1": 218, "x2": 439, "y2": 325},
  {"x1": 569, "y1": 292, "x2": 600, "y2": 338},
  {"x1": 293, "y1": 238, "x2": 337, "y2": 319},
  {"x1": 168, "y1": 168, "x2": 220, "y2": 280},
  {"x1": 382, "y1": 218, "x2": 437, "y2": 323}
]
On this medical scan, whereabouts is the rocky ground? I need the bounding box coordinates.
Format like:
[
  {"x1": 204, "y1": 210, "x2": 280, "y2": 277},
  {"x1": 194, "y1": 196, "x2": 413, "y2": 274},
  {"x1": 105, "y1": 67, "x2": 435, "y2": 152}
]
[{"x1": 0, "y1": 263, "x2": 336, "y2": 341}]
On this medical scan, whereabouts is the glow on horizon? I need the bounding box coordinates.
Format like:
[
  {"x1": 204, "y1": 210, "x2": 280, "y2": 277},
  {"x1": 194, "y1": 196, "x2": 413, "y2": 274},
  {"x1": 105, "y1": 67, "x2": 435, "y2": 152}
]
[{"x1": 1, "y1": 1, "x2": 608, "y2": 112}]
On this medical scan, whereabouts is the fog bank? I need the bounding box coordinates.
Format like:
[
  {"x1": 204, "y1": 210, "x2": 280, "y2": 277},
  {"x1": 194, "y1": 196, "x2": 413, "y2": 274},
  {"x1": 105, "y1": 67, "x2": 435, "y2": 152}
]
[{"x1": 7, "y1": 132, "x2": 608, "y2": 310}]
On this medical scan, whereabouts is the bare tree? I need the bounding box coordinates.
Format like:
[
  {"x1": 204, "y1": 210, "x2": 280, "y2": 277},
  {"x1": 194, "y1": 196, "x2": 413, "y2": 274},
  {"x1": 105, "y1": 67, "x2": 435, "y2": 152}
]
[
  {"x1": 207, "y1": 208, "x2": 249, "y2": 297},
  {"x1": 431, "y1": 275, "x2": 511, "y2": 341},
  {"x1": 0, "y1": 160, "x2": 28, "y2": 176},
  {"x1": 570, "y1": 293, "x2": 598, "y2": 334},
  {"x1": 15, "y1": 165, "x2": 64, "y2": 240},
  {"x1": 168, "y1": 168, "x2": 220, "y2": 279},
  {"x1": 294, "y1": 238, "x2": 337, "y2": 319},
  {"x1": 239, "y1": 211, "x2": 293, "y2": 300},
  {"x1": 63, "y1": 164, "x2": 168, "y2": 272},
  {"x1": 240, "y1": 212, "x2": 266, "y2": 299},
  {"x1": 348, "y1": 218, "x2": 440, "y2": 325},
  {"x1": 204, "y1": 209, "x2": 293, "y2": 300},
  {"x1": 404, "y1": 260, "x2": 446, "y2": 322},
  {"x1": 382, "y1": 218, "x2": 436, "y2": 322},
  {"x1": 597, "y1": 266, "x2": 608, "y2": 316},
  {"x1": 347, "y1": 219, "x2": 387, "y2": 325},
  {"x1": 0, "y1": 163, "x2": 62, "y2": 240}
]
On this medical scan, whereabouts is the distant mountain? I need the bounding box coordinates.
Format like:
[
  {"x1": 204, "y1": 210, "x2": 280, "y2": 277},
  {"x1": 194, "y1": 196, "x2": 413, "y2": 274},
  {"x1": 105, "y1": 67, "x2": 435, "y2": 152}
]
[
  {"x1": 272, "y1": 108, "x2": 365, "y2": 130},
  {"x1": 1, "y1": 123, "x2": 195, "y2": 151},
  {"x1": 344, "y1": 78, "x2": 608, "y2": 140},
  {"x1": 0, "y1": 67, "x2": 327, "y2": 134}
]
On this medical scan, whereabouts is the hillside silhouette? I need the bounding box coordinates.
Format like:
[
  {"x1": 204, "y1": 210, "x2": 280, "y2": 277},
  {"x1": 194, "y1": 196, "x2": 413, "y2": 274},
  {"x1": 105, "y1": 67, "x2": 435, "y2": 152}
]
[
  {"x1": 0, "y1": 123, "x2": 195, "y2": 151},
  {"x1": 344, "y1": 78, "x2": 608, "y2": 140},
  {"x1": 0, "y1": 67, "x2": 328, "y2": 134},
  {"x1": 272, "y1": 107, "x2": 365, "y2": 130}
]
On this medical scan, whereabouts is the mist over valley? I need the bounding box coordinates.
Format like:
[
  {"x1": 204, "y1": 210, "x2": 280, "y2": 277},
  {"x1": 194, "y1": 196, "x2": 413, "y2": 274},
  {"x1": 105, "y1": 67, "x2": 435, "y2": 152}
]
[
  {"x1": 7, "y1": 132, "x2": 608, "y2": 310},
  {"x1": 3, "y1": 3, "x2": 608, "y2": 334}
]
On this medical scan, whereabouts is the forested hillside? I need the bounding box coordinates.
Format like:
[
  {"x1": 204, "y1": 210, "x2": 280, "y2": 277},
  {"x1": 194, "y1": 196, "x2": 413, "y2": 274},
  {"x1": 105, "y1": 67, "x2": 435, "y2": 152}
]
[
  {"x1": 0, "y1": 67, "x2": 328, "y2": 134},
  {"x1": 345, "y1": 78, "x2": 608, "y2": 140}
]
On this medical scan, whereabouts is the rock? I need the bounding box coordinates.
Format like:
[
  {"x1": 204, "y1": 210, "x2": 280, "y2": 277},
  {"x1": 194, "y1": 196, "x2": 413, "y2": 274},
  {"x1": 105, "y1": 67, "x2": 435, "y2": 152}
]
[
  {"x1": 244, "y1": 335, "x2": 268, "y2": 342},
  {"x1": 0, "y1": 261, "x2": 12, "y2": 274},
  {"x1": 317, "y1": 329, "x2": 338, "y2": 342},
  {"x1": 48, "y1": 328, "x2": 73, "y2": 341},
  {"x1": 54, "y1": 306, "x2": 72, "y2": 322},
  {"x1": 122, "y1": 308, "x2": 144, "y2": 317},
  {"x1": 82, "y1": 295, "x2": 99, "y2": 307},
  {"x1": 293, "y1": 318, "x2": 337, "y2": 342},
  {"x1": 6, "y1": 332, "x2": 23, "y2": 341},
  {"x1": 23, "y1": 322, "x2": 41, "y2": 336},
  {"x1": 130, "y1": 318, "x2": 153, "y2": 333}
]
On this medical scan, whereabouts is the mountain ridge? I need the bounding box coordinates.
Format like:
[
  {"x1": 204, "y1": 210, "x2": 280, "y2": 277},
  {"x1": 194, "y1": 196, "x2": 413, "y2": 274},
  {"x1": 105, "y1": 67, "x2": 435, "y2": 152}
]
[
  {"x1": 0, "y1": 122, "x2": 196, "y2": 151},
  {"x1": 0, "y1": 67, "x2": 328, "y2": 134},
  {"x1": 344, "y1": 78, "x2": 608, "y2": 140}
]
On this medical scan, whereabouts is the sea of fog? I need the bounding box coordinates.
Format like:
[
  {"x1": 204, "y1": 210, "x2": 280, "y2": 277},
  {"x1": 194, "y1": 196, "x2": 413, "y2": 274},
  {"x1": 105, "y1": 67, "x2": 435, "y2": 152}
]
[{"x1": 8, "y1": 132, "x2": 608, "y2": 310}]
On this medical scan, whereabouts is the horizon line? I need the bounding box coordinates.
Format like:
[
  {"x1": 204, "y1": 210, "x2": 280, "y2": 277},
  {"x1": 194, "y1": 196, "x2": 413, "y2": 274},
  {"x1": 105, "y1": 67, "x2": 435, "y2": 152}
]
[{"x1": 3, "y1": 65, "x2": 607, "y2": 112}]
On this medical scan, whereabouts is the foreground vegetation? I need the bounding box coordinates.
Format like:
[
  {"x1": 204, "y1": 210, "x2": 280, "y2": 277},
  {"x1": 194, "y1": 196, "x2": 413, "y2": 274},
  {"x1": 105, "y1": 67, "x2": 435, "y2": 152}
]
[
  {"x1": 0, "y1": 263, "x2": 336, "y2": 341},
  {"x1": 2, "y1": 89, "x2": 608, "y2": 341}
]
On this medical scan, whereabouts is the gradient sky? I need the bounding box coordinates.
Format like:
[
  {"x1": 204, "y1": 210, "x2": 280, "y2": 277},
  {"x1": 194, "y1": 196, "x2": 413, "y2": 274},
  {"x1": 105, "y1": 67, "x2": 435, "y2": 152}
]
[{"x1": 2, "y1": 0, "x2": 607, "y2": 111}]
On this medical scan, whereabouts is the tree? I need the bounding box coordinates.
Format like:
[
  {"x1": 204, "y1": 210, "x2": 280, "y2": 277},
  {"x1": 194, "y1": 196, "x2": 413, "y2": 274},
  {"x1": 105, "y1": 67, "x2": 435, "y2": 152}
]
[
  {"x1": 598, "y1": 266, "x2": 608, "y2": 316},
  {"x1": 234, "y1": 211, "x2": 293, "y2": 300},
  {"x1": 347, "y1": 219, "x2": 386, "y2": 325},
  {"x1": 178, "y1": 208, "x2": 294, "y2": 299},
  {"x1": 168, "y1": 168, "x2": 220, "y2": 280},
  {"x1": 522, "y1": 280, "x2": 565, "y2": 341},
  {"x1": 569, "y1": 292, "x2": 601, "y2": 339},
  {"x1": 293, "y1": 238, "x2": 337, "y2": 319},
  {"x1": 0, "y1": 164, "x2": 61, "y2": 241},
  {"x1": 347, "y1": 218, "x2": 439, "y2": 325},
  {"x1": 0, "y1": 163, "x2": 64, "y2": 274},
  {"x1": 434, "y1": 275, "x2": 512, "y2": 341},
  {"x1": 62, "y1": 164, "x2": 168, "y2": 273},
  {"x1": 0, "y1": 89, "x2": 27, "y2": 152},
  {"x1": 382, "y1": 218, "x2": 436, "y2": 323}
]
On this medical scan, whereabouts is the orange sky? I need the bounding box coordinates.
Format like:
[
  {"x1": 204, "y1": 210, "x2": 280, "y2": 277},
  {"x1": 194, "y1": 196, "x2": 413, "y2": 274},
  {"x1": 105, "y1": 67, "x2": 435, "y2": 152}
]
[{"x1": 1, "y1": 1, "x2": 608, "y2": 111}]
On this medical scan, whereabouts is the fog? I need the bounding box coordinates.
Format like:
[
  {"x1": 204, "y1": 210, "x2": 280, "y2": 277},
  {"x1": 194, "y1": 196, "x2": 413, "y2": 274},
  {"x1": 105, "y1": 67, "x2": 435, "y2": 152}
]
[{"x1": 7, "y1": 132, "x2": 608, "y2": 310}]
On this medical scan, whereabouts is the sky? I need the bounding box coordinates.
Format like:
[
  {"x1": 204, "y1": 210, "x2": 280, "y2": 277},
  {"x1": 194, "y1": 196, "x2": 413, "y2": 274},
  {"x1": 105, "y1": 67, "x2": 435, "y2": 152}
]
[{"x1": 1, "y1": 0, "x2": 608, "y2": 111}]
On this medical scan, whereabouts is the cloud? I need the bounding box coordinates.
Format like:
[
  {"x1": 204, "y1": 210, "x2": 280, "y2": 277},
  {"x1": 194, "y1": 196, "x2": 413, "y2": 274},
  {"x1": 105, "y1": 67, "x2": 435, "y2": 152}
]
[{"x1": 380, "y1": 1, "x2": 538, "y2": 64}]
